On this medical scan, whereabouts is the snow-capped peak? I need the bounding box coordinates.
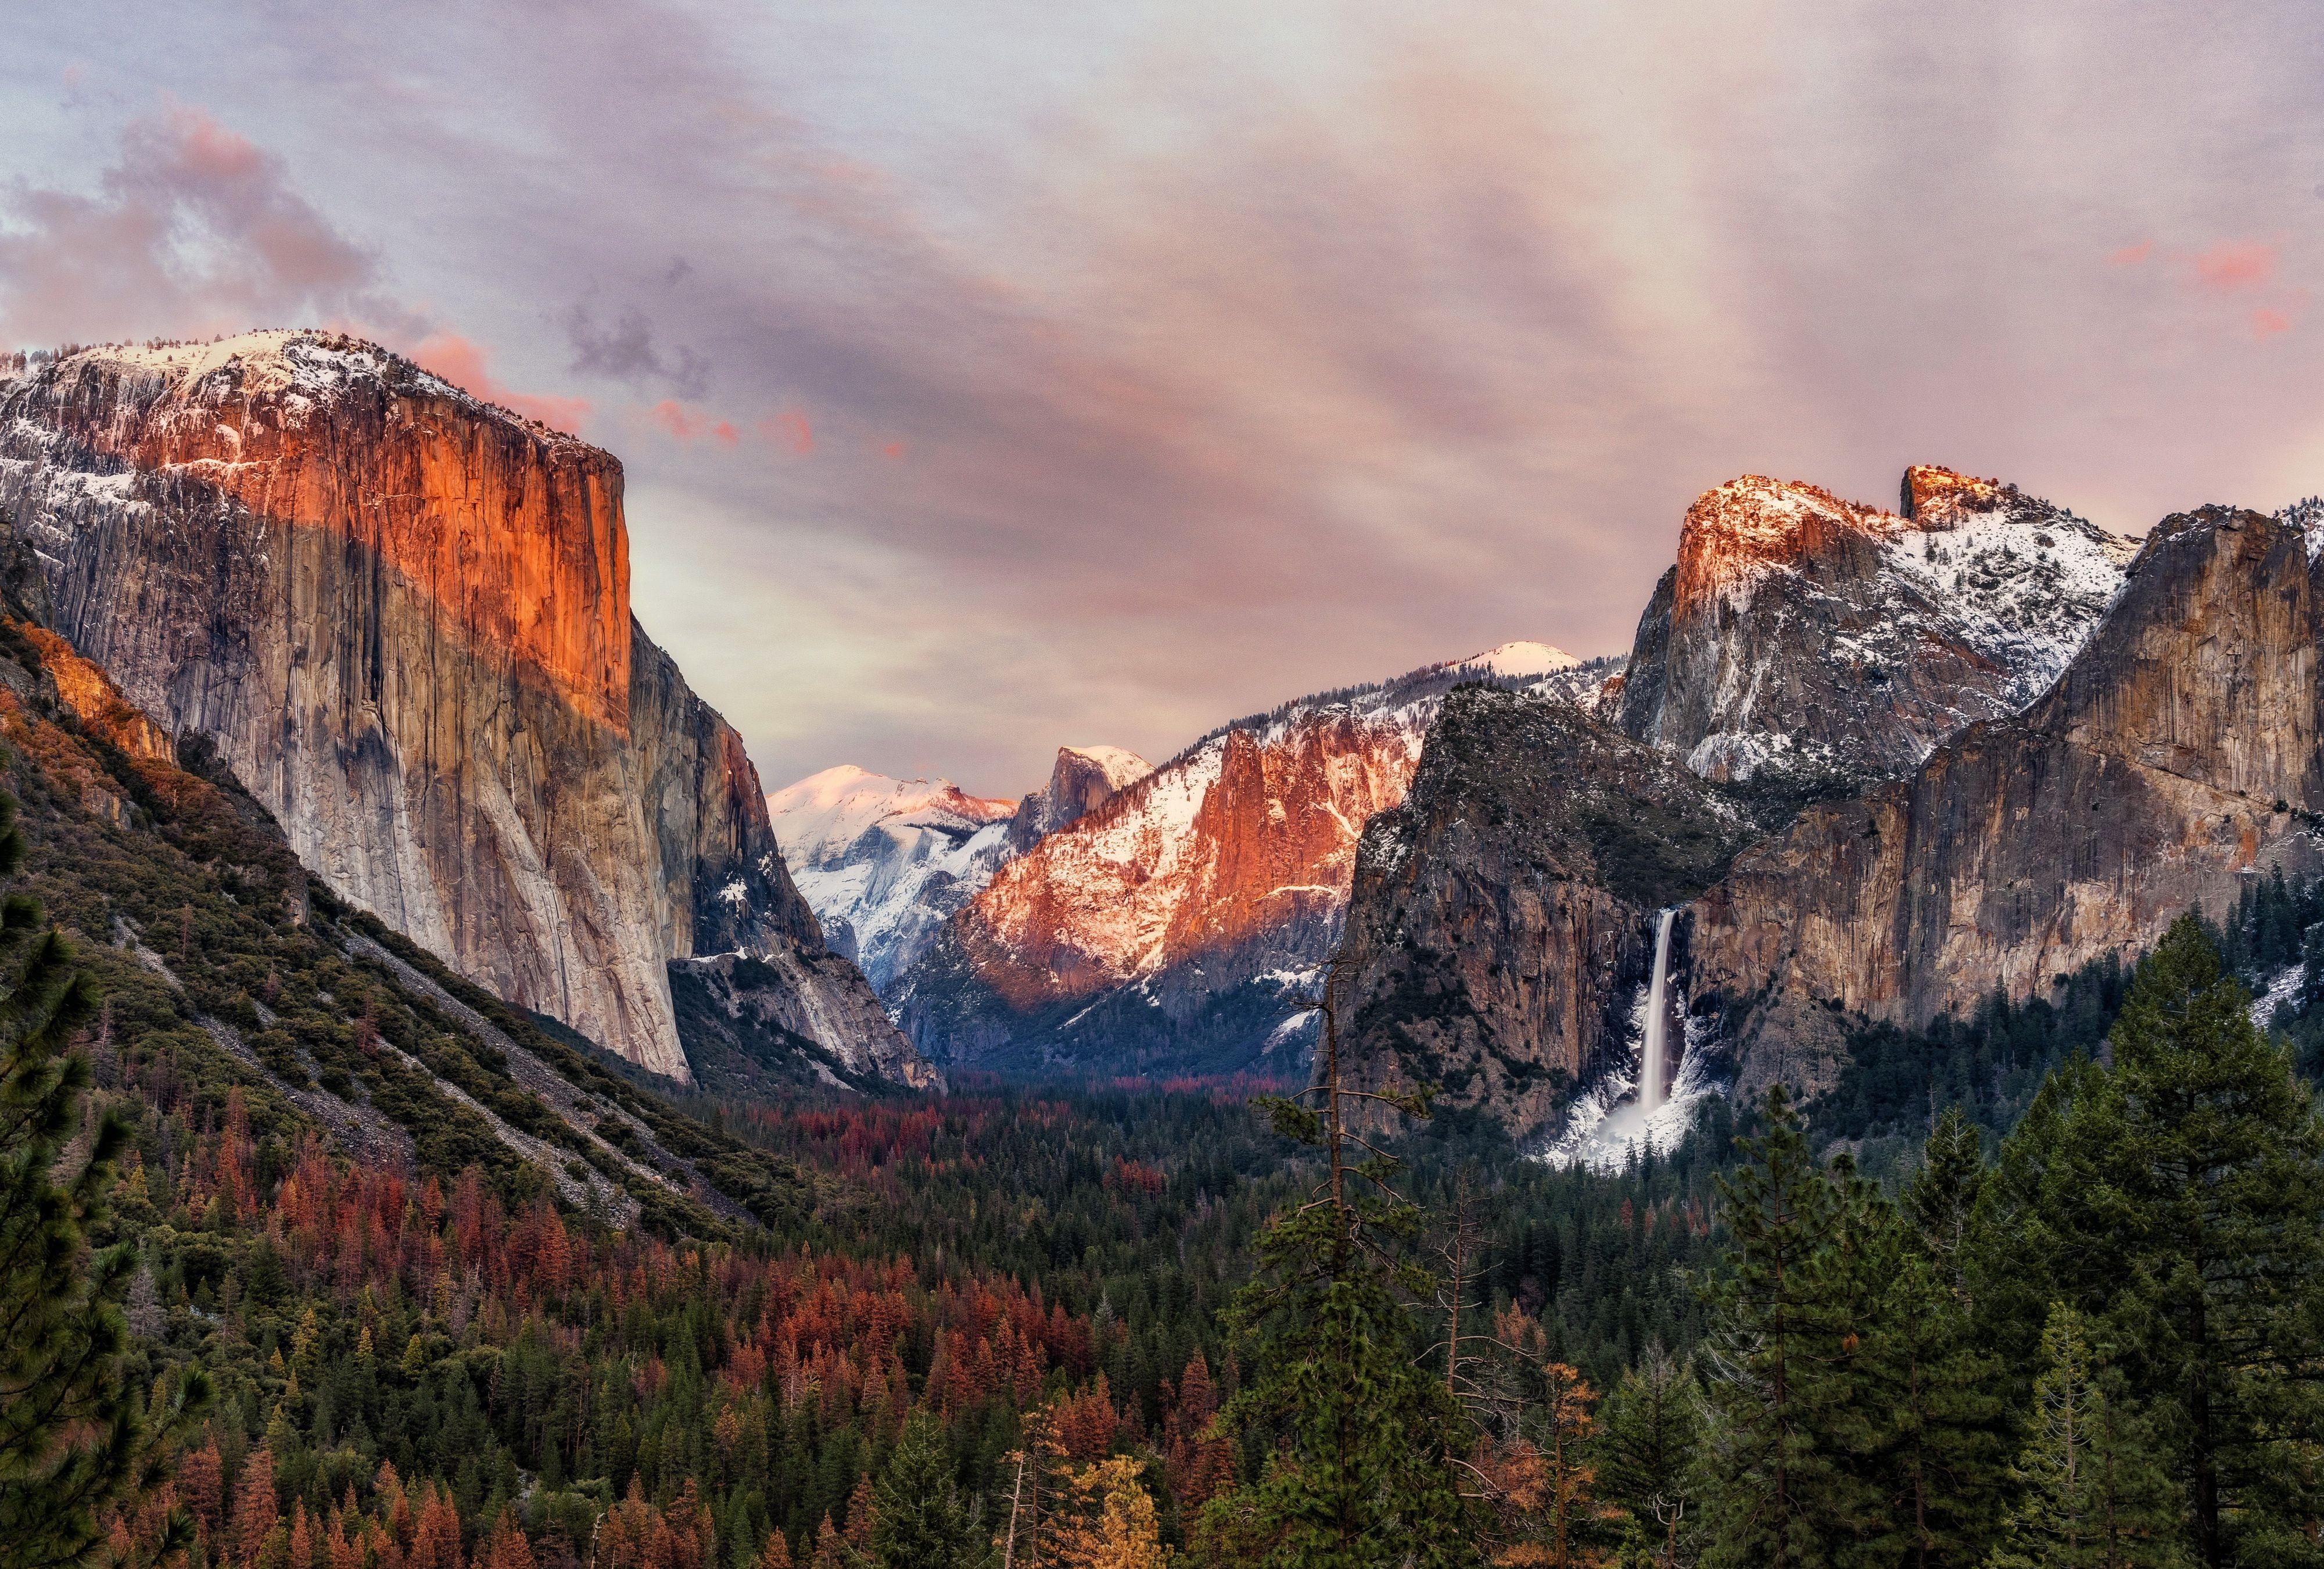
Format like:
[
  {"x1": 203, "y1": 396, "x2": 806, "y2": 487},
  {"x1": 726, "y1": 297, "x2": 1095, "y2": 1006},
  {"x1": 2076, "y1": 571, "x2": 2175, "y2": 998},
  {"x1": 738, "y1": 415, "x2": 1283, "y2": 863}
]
[
  {"x1": 769, "y1": 765, "x2": 1015, "y2": 871},
  {"x1": 767, "y1": 764, "x2": 1021, "y2": 992},
  {"x1": 1448, "y1": 641, "x2": 1582, "y2": 679}
]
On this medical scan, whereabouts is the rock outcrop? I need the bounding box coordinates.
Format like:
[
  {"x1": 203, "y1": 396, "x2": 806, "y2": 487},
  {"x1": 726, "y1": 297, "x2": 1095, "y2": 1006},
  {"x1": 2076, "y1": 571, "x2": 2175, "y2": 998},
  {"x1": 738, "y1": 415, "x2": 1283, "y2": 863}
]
[
  {"x1": 1618, "y1": 467, "x2": 2132, "y2": 784},
  {"x1": 0, "y1": 330, "x2": 921, "y2": 1084},
  {"x1": 1329, "y1": 687, "x2": 1764, "y2": 1138},
  {"x1": 895, "y1": 644, "x2": 1604, "y2": 1075},
  {"x1": 1006, "y1": 746, "x2": 1152, "y2": 852},
  {"x1": 1684, "y1": 504, "x2": 2324, "y2": 1099}
]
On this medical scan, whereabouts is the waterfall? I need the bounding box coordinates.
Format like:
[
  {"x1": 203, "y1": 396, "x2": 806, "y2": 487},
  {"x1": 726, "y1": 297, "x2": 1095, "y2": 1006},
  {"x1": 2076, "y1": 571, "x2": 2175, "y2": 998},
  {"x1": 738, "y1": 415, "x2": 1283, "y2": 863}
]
[{"x1": 1640, "y1": 908, "x2": 1677, "y2": 1114}]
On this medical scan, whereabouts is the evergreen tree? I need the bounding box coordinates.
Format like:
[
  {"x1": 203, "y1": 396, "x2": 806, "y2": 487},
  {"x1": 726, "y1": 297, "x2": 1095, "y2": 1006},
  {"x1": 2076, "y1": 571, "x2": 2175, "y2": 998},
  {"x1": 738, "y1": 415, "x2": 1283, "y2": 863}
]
[
  {"x1": 870, "y1": 1413, "x2": 987, "y2": 1569},
  {"x1": 1695, "y1": 1084, "x2": 1878, "y2": 1569},
  {"x1": 0, "y1": 784, "x2": 206, "y2": 1569},
  {"x1": 1593, "y1": 1343, "x2": 1701, "y2": 1568},
  {"x1": 1855, "y1": 1114, "x2": 2008, "y2": 1567},
  {"x1": 1206, "y1": 950, "x2": 1482, "y2": 1568},
  {"x1": 1973, "y1": 915, "x2": 2324, "y2": 1567},
  {"x1": 1987, "y1": 1304, "x2": 2184, "y2": 1569}
]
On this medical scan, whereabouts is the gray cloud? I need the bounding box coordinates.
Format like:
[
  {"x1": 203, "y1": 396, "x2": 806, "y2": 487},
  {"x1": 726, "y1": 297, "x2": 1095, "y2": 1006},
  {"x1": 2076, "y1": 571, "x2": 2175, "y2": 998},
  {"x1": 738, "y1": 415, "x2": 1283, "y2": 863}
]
[
  {"x1": 0, "y1": 101, "x2": 408, "y2": 347},
  {"x1": 565, "y1": 302, "x2": 711, "y2": 397},
  {"x1": 2, "y1": 2, "x2": 2320, "y2": 797}
]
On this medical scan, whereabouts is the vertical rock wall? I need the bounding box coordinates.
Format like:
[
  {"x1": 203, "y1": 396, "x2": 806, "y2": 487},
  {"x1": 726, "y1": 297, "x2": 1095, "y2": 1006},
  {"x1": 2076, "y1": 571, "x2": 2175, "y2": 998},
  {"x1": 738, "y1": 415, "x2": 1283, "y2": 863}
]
[{"x1": 0, "y1": 331, "x2": 919, "y2": 1083}]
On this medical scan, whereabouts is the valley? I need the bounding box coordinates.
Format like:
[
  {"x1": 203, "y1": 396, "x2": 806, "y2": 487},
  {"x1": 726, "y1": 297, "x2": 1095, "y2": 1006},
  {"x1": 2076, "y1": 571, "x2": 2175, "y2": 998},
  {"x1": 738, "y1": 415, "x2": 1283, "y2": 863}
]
[{"x1": 11, "y1": 331, "x2": 2324, "y2": 1569}]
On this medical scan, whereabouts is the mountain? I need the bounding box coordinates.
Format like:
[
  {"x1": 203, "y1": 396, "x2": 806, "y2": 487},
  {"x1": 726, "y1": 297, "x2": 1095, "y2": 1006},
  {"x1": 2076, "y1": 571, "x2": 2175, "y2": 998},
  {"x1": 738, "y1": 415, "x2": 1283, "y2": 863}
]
[
  {"x1": 0, "y1": 592, "x2": 815, "y2": 1233},
  {"x1": 1683, "y1": 502, "x2": 2324, "y2": 1102},
  {"x1": 1332, "y1": 686, "x2": 1768, "y2": 1138},
  {"x1": 768, "y1": 765, "x2": 1022, "y2": 991},
  {"x1": 895, "y1": 643, "x2": 1612, "y2": 1076},
  {"x1": 0, "y1": 330, "x2": 923, "y2": 1086},
  {"x1": 1615, "y1": 466, "x2": 2132, "y2": 785},
  {"x1": 1006, "y1": 744, "x2": 1154, "y2": 852},
  {"x1": 1332, "y1": 468, "x2": 2146, "y2": 1144}
]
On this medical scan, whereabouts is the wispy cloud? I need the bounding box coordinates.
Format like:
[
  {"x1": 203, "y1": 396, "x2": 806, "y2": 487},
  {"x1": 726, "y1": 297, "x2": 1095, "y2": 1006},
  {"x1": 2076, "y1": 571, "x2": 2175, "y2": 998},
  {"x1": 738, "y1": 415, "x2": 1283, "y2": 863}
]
[
  {"x1": 3, "y1": 2, "x2": 2319, "y2": 794},
  {"x1": 0, "y1": 102, "x2": 396, "y2": 346}
]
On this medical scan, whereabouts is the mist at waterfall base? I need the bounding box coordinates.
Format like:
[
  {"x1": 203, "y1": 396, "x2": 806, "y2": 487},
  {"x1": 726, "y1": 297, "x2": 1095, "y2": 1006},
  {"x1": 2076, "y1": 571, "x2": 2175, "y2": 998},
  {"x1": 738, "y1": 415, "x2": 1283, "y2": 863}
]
[{"x1": 1543, "y1": 909, "x2": 1719, "y2": 1170}]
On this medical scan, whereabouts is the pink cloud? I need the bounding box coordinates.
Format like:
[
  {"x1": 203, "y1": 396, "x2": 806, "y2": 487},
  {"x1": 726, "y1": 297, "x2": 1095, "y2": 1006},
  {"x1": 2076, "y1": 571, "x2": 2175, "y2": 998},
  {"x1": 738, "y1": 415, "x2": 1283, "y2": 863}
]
[
  {"x1": 650, "y1": 398, "x2": 707, "y2": 440},
  {"x1": 640, "y1": 400, "x2": 746, "y2": 446},
  {"x1": 759, "y1": 409, "x2": 815, "y2": 454},
  {"x1": 0, "y1": 102, "x2": 393, "y2": 348},
  {"x1": 2109, "y1": 240, "x2": 2152, "y2": 266},
  {"x1": 2192, "y1": 241, "x2": 2276, "y2": 292},
  {"x1": 410, "y1": 331, "x2": 591, "y2": 434}
]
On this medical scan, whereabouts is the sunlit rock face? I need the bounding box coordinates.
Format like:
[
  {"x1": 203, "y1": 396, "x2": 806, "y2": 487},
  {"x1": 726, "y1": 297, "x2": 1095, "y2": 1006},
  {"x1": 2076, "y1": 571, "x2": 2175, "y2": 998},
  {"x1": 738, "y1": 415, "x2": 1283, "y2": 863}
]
[
  {"x1": 895, "y1": 644, "x2": 1615, "y2": 1076},
  {"x1": 1006, "y1": 745, "x2": 1152, "y2": 853},
  {"x1": 1619, "y1": 467, "x2": 2133, "y2": 787},
  {"x1": 0, "y1": 330, "x2": 921, "y2": 1084},
  {"x1": 1686, "y1": 505, "x2": 2324, "y2": 1100}
]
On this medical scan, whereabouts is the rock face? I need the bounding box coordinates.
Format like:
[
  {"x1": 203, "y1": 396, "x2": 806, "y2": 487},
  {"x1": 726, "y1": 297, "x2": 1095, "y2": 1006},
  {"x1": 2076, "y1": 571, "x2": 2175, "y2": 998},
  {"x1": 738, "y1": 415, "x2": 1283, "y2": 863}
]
[
  {"x1": 0, "y1": 330, "x2": 921, "y2": 1084},
  {"x1": 1330, "y1": 687, "x2": 1764, "y2": 1138},
  {"x1": 768, "y1": 765, "x2": 1023, "y2": 991},
  {"x1": 1006, "y1": 746, "x2": 1153, "y2": 852},
  {"x1": 1617, "y1": 467, "x2": 2132, "y2": 784},
  {"x1": 1332, "y1": 468, "x2": 2160, "y2": 1140},
  {"x1": 1684, "y1": 504, "x2": 2324, "y2": 1099},
  {"x1": 895, "y1": 644, "x2": 1606, "y2": 1075}
]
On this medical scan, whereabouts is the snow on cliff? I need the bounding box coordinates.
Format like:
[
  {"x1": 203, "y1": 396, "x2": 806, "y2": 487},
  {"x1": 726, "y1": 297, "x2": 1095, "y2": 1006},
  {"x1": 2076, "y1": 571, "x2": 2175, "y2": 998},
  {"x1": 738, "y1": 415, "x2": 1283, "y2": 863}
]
[{"x1": 768, "y1": 765, "x2": 1018, "y2": 992}]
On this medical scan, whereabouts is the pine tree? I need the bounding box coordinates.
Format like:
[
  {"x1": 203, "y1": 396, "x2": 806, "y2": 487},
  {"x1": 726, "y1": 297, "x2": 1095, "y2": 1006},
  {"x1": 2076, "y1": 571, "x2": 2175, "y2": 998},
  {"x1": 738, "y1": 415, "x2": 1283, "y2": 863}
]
[
  {"x1": 0, "y1": 783, "x2": 207, "y2": 1568},
  {"x1": 1987, "y1": 1304, "x2": 2184, "y2": 1569},
  {"x1": 1206, "y1": 949, "x2": 1483, "y2": 1567},
  {"x1": 1593, "y1": 1343, "x2": 1701, "y2": 1567},
  {"x1": 870, "y1": 1412, "x2": 986, "y2": 1569},
  {"x1": 1973, "y1": 915, "x2": 2324, "y2": 1566},
  {"x1": 1695, "y1": 1084, "x2": 1875, "y2": 1569},
  {"x1": 1855, "y1": 1113, "x2": 2008, "y2": 1567}
]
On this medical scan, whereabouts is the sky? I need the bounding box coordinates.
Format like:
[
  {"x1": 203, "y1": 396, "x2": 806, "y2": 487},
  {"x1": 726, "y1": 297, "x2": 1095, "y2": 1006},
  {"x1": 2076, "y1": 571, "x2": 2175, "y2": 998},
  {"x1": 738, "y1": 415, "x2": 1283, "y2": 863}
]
[{"x1": 1, "y1": 3, "x2": 2319, "y2": 798}]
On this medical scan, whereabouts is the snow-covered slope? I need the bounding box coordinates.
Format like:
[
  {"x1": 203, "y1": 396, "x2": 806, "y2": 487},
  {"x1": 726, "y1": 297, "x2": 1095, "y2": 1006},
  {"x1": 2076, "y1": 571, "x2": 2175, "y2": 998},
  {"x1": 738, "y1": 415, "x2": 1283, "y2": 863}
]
[
  {"x1": 1617, "y1": 466, "x2": 2133, "y2": 784},
  {"x1": 896, "y1": 642, "x2": 1607, "y2": 1073},
  {"x1": 769, "y1": 745, "x2": 1157, "y2": 996},
  {"x1": 767, "y1": 766, "x2": 1018, "y2": 992}
]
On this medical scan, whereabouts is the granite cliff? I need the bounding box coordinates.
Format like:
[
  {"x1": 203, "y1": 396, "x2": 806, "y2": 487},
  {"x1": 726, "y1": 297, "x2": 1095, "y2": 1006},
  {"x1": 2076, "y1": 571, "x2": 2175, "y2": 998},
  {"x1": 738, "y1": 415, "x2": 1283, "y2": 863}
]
[
  {"x1": 895, "y1": 644, "x2": 1610, "y2": 1076},
  {"x1": 1329, "y1": 687, "x2": 1766, "y2": 1136},
  {"x1": 1684, "y1": 503, "x2": 2324, "y2": 1100},
  {"x1": 1616, "y1": 466, "x2": 2131, "y2": 786},
  {"x1": 0, "y1": 330, "x2": 923, "y2": 1086}
]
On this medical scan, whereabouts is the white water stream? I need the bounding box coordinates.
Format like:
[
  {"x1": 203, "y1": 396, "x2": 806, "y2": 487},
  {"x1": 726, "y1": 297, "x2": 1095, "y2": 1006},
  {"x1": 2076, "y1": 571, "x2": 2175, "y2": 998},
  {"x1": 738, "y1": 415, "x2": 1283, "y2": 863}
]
[
  {"x1": 1639, "y1": 907, "x2": 1677, "y2": 1115},
  {"x1": 1542, "y1": 905, "x2": 1708, "y2": 1169}
]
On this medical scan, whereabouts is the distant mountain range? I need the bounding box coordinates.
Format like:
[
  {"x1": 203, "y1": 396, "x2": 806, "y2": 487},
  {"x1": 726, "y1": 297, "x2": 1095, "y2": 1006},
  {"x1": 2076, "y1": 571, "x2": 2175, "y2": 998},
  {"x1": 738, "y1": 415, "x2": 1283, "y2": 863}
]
[{"x1": 769, "y1": 642, "x2": 1616, "y2": 1078}]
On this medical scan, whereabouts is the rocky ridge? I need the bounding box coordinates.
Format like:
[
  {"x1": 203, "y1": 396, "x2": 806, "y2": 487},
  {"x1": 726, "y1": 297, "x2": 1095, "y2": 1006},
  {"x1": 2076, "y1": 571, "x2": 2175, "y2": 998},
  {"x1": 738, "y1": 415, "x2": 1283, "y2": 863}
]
[
  {"x1": 0, "y1": 330, "x2": 922, "y2": 1086},
  {"x1": 895, "y1": 643, "x2": 1615, "y2": 1075},
  {"x1": 1683, "y1": 503, "x2": 2324, "y2": 1101},
  {"x1": 1616, "y1": 466, "x2": 2132, "y2": 784}
]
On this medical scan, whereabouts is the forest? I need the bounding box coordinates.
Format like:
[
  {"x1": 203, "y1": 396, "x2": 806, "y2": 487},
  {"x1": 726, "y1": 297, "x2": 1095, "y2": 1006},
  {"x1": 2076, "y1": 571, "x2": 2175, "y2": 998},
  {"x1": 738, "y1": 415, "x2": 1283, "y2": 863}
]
[{"x1": 10, "y1": 664, "x2": 2324, "y2": 1569}]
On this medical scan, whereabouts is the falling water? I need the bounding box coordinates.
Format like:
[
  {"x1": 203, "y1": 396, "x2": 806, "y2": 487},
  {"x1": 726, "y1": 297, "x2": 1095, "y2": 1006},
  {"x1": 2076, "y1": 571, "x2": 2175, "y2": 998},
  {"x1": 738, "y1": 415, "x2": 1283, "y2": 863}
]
[{"x1": 1640, "y1": 908, "x2": 1677, "y2": 1114}]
